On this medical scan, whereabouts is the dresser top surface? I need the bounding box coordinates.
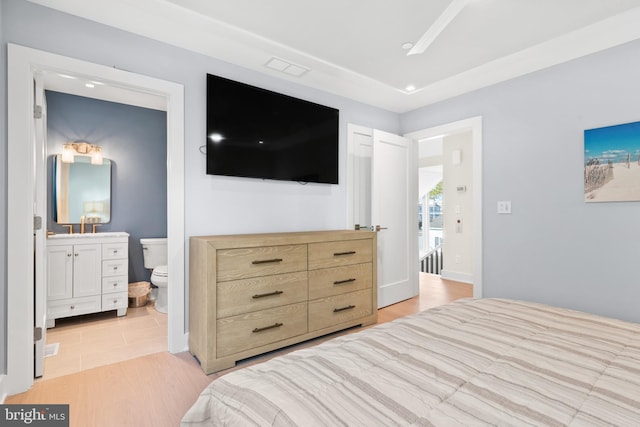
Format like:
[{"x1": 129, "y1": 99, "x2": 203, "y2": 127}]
[{"x1": 191, "y1": 230, "x2": 375, "y2": 248}]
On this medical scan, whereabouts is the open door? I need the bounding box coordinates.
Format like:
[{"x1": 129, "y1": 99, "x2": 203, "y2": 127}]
[
  {"x1": 34, "y1": 73, "x2": 47, "y2": 377},
  {"x1": 348, "y1": 125, "x2": 418, "y2": 308},
  {"x1": 372, "y1": 130, "x2": 418, "y2": 307}
]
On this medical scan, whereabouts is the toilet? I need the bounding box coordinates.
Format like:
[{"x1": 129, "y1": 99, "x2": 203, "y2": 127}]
[{"x1": 140, "y1": 238, "x2": 168, "y2": 313}]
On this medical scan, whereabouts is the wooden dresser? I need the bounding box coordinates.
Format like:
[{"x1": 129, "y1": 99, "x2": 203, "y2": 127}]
[{"x1": 189, "y1": 230, "x2": 377, "y2": 374}]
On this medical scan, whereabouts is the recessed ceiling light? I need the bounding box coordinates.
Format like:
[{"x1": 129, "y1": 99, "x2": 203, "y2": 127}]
[
  {"x1": 401, "y1": 42, "x2": 414, "y2": 50},
  {"x1": 57, "y1": 74, "x2": 77, "y2": 79},
  {"x1": 85, "y1": 83, "x2": 95, "y2": 88},
  {"x1": 405, "y1": 85, "x2": 416, "y2": 92}
]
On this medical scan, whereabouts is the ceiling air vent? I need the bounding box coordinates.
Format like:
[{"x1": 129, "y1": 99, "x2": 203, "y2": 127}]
[{"x1": 264, "y1": 57, "x2": 309, "y2": 77}]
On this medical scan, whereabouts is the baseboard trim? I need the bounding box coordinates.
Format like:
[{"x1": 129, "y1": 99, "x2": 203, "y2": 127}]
[{"x1": 440, "y1": 270, "x2": 473, "y2": 284}]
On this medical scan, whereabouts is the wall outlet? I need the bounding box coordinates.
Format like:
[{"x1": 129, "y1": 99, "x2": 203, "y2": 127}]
[
  {"x1": 497, "y1": 201, "x2": 512, "y2": 214},
  {"x1": 455, "y1": 255, "x2": 461, "y2": 264}
]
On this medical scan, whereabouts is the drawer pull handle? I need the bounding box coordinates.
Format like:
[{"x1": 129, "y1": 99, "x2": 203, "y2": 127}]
[
  {"x1": 333, "y1": 251, "x2": 356, "y2": 256},
  {"x1": 333, "y1": 278, "x2": 356, "y2": 285},
  {"x1": 334, "y1": 304, "x2": 356, "y2": 313},
  {"x1": 251, "y1": 258, "x2": 283, "y2": 265},
  {"x1": 252, "y1": 290, "x2": 284, "y2": 299},
  {"x1": 252, "y1": 322, "x2": 283, "y2": 333}
]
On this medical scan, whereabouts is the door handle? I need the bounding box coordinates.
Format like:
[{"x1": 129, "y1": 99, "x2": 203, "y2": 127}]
[
  {"x1": 375, "y1": 225, "x2": 388, "y2": 232},
  {"x1": 354, "y1": 224, "x2": 373, "y2": 231}
]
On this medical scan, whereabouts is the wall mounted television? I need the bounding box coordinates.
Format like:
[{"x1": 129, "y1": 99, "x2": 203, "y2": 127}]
[{"x1": 206, "y1": 74, "x2": 339, "y2": 184}]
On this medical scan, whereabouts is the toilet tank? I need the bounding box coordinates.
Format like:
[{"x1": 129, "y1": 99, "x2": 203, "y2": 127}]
[{"x1": 140, "y1": 238, "x2": 168, "y2": 269}]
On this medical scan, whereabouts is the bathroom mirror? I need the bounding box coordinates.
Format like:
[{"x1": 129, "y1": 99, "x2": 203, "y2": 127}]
[{"x1": 53, "y1": 154, "x2": 112, "y2": 224}]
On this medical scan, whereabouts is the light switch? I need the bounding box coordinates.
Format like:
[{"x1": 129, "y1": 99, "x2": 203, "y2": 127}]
[{"x1": 497, "y1": 201, "x2": 512, "y2": 214}]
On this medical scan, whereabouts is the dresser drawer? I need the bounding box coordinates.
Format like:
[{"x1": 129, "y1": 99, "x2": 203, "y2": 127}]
[
  {"x1": 308, "y1": 239, "x2": 372, "y2": 270},
  {"x1": 217, "y1": 271, "x2": 308, "y2": 318},
  {"x1": 47, "y1": 295, "x2": 102, "y2": 319},
  {"x1": 102, "y1": 291, "x2": 128, "y2": 311},
  {"x1": 102, "y1": 275, "x2": 128, "y2": 294},
  {"x1": 308, "y1": 289, "x2": 373, "y2": 332},
  {"x1": 217, "y1": 302, "x2": 307, "y2": 357},
  {"x1": 102, "y1": 242, "x2": 128, "y2": 260},
  {"x1": 103, "y1": 259, "x2": 127, "y2": 277},
  {"x1": 217, "y1": 244, "x2": 307, "y2": 282},
  {"x1": 308, "y1": 263, "x2": 372, "y2": 300}
]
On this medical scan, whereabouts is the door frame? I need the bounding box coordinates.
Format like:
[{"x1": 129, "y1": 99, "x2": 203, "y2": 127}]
[
  {"x1": 7, "y1": 44, "x2": 186, "y2": 394},
  {"x1": 405, "y1": 116, "x2": 483, "y2": 298}
]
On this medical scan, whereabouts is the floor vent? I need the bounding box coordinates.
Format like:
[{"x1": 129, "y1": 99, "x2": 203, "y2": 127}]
[{"x1": 45, "y1": 343, "x2": 59, "y2": 358}]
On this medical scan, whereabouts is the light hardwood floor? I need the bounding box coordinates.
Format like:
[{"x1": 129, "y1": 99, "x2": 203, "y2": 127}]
[{"x1": 7, "y1": 274, "x2": 471, "y2": 427}]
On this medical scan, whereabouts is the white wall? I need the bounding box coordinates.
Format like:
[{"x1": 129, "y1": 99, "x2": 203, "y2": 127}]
[
  {"x1": 441, "y1": 132, "x2": 473, "y2": 281},
  {"x1": 0, "y1": 0, "x2": 400, "y2": 374},
  {"x1": 401, "y1": 39, "x2": 640, "y2": 323}
]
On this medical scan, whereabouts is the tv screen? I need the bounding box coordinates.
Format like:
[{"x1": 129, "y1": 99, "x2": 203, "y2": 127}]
[{"x1": 206, "y1": 74, "x2": 339, "y2": 184}]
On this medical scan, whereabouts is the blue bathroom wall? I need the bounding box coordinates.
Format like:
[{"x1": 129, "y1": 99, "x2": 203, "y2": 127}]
[{"x1": 46, "y1": 91, "x2": 167, "y2": 282}]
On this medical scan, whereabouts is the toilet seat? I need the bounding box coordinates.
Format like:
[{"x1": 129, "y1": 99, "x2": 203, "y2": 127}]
[
  {"x1": 152, "y1": 265, "x2": 168, "y2": 277},
  {"x1": 150, "y1": 265, "x2": 169, "y2": 313},
  {"x1": 151, "y1": 265, "x2": 168, "y2": 289}
]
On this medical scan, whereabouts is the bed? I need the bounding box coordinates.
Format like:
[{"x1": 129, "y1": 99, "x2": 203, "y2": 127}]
[{"x1": 181, "y1": 298, "x2": 640, "y2": 426}]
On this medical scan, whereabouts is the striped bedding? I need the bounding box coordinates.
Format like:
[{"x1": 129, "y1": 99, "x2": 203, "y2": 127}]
[{"x1": 181, "y1": 298, "x2": 640, "y2": 426}]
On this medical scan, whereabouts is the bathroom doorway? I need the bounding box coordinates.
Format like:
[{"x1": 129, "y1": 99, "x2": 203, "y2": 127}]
[
  {"x1": 42, "y1": 89, "x2": 169, "y2": 379},
  {"x1": 7, "y1": 44, "x2": 185, "y2": 394}
]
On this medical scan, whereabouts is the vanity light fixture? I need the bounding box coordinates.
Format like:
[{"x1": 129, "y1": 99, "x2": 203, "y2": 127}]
[{"x1": 61, "y1": 141, "x2": 103, "y2": 165}]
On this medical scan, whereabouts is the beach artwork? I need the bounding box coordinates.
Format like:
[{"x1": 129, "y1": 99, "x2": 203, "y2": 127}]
[{"x1": 584, "y1": 120, "x2": 640, "y2": 202}]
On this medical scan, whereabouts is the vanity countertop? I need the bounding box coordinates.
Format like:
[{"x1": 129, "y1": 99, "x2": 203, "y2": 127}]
[{"x1": 48, "y1": 231, "x2": 130, "y2": 240}]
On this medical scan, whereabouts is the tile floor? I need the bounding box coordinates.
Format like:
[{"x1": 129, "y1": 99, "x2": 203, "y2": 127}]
[{"x1": 42, "y1": 303, "x2": 167, "y2": 380}]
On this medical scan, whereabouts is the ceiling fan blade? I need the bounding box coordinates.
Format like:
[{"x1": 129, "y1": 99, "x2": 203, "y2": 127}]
[{"x1": 408, "y1": 0, "x2": 471, "y2": 56}]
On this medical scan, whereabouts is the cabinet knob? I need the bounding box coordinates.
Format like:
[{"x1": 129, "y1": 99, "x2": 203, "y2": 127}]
[
  {"x1": 74, "y1": 253, "x2": 79, "y2": 257},
  {"x1": 70, "y1": 305, "x2": 75, "y2": 310},
  {"x1": 112, "y1": 250, "x2": 118, "y2": 255},
  {"x1": 113, "y1": 283, "x2": 118, "y2": 287},
  {"x1": 113, "y1": 266, "x2": 118, "y2": 270},
  {"x1": 113, "y1": 299, "x2": 117, "y2": 304}
]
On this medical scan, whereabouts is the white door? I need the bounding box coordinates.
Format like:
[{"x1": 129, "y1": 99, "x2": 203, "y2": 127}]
[
  {"x1": 372, "y1": 130, "x2": 418, "y2": 307},
  {"x1": 347, "y1": 125, "x2": 418, "y2": 308},
  {"x1": 34, "y1": 73, "x2": 47, "y2": 377}
]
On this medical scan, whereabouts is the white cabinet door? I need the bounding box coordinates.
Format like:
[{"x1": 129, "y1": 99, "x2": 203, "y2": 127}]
[
  {"x1": 72, "y1": 244, "x2": 102, "y2": 298},
  {"x1": 46, "y1": 245, "x2": 73, "y2": 301}
]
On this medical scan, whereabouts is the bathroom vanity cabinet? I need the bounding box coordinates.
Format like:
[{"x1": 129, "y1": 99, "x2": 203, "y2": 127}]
[
  {"x1": 189, "y1": 230, "x2": 378, "y2": 374},
  {"x1": 46, "y1": 232, "x2": 129, "y2": 328}
]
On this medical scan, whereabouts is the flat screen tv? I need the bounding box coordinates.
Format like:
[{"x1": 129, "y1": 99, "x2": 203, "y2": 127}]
[{"x1": 206, "y1": 74, "x2": 339, "y2": 184}]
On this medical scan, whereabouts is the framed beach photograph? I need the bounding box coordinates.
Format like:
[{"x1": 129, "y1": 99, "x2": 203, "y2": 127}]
[{"x1": 584, "y1": 120, "x2": 640, "y2": 202}]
